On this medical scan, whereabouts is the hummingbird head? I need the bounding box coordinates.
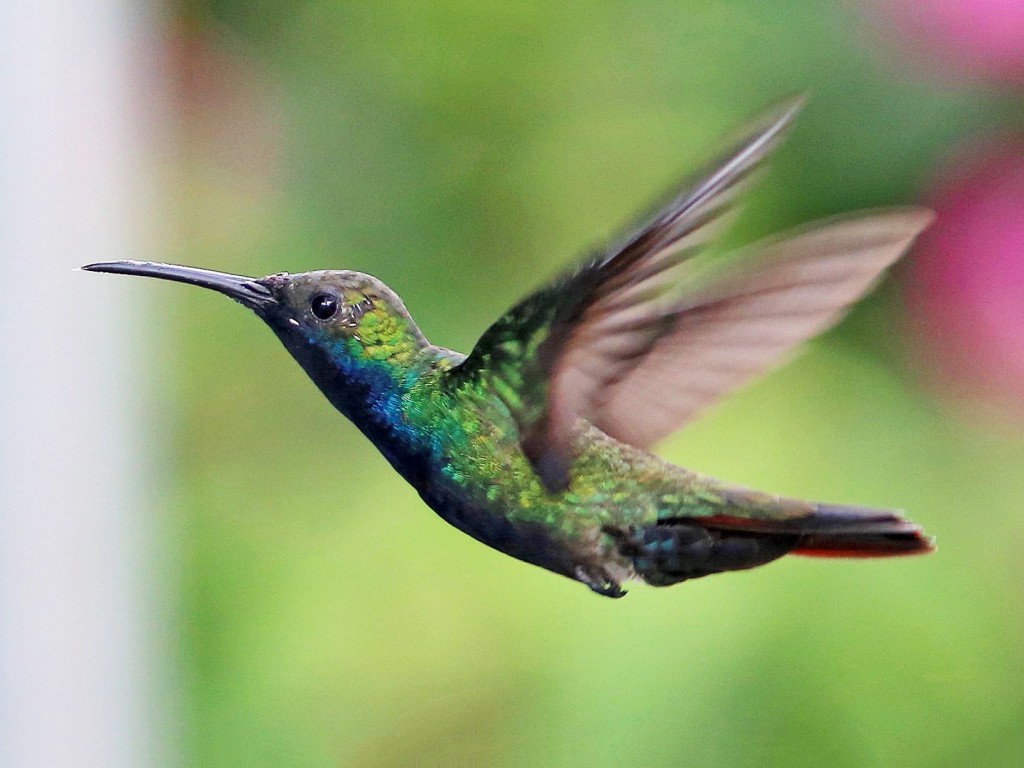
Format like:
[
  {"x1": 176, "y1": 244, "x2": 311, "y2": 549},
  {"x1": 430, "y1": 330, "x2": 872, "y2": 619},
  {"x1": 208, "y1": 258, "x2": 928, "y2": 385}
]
[
  {"x1": 256, "y1": 268, "x2": 428, "y2": 357},
  {"x1": 82, "y1": 261, "x2": 431, "y2": 405}
]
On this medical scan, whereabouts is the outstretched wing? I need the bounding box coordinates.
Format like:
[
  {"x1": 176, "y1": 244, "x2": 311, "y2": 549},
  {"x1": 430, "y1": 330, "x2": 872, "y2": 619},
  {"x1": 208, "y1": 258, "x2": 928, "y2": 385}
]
[
  {"x1": 589, "y1": 209, "x2": 934, "y2": 449},
  {"x1": 454, "y1": 98, "x2": 803, "y2": 488},
  {"x1": 456, "y1": 99, "x2": 928, "y2": 492}
]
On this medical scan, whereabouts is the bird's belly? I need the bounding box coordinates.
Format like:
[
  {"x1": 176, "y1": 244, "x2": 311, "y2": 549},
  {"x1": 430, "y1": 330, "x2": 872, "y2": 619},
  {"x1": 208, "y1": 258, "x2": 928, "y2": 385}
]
[{"x1": 417, "y1": 482, "x2": 582, "y2": 580}]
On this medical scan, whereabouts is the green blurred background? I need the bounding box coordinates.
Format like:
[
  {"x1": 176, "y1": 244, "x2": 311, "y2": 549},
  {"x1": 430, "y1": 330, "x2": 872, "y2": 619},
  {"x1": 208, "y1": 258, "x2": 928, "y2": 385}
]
[{"x1": 151, "y1": 2, "x2": 1024, "y2": 766}]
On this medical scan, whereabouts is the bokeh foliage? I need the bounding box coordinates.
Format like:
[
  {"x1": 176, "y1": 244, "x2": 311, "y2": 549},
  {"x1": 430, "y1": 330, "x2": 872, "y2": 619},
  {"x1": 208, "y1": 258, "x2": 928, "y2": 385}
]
[{"x1": 154, "y1": 2, "x2": 1024, "y2": 766}]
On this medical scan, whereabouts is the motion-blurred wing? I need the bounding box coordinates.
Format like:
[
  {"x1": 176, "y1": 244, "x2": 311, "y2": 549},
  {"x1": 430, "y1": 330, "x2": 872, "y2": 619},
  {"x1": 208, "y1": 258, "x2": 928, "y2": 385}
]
[
  {"x1": 455, "y1": 98, "x2": 804, "y2": 490},
  {"x1": 594, "y1": 209, "x2": 935, "y2": 448}
]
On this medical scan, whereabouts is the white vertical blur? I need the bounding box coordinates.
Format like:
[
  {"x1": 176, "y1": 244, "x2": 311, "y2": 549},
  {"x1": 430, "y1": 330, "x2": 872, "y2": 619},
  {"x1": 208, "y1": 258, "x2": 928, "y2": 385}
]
[{"x1": 0, "y1": 2, "x2": 173, "y2": 767}]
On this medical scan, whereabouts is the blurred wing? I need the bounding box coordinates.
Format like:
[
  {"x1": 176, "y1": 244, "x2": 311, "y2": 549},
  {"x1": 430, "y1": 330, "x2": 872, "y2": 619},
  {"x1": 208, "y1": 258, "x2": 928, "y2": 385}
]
[
  {"x1": 592, "y1": 209, "x2": 935, "y2": 448},
  {"x1": 455, "y1": 98, "x2": 804, "y2": 489}
]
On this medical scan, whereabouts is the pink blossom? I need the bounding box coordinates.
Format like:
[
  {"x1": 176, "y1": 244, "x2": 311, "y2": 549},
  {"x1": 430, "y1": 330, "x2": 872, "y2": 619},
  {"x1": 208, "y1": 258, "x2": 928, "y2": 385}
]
[
  {"x1": 869, "y1": 0, "x2": 1024, "y2": 85},
  {"x1": 906, "y1": 137, "x2": 1024, "y2": 415}
]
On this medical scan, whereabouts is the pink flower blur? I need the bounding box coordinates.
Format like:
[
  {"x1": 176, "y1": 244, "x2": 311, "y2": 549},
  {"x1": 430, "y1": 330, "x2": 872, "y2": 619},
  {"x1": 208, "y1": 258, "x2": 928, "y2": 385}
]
[
  {"x1": 906, "y1": 137, "x2": 1024, "y2": 415},
  {"x1": 871, "y1": 0, "x2": 1024, "y2": 84}
]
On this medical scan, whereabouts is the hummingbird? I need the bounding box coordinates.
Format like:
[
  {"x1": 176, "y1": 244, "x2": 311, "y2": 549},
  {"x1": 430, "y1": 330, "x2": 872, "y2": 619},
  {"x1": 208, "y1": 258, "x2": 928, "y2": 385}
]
[{"x1": 85, "y1": 99, "x2": 934, "y2": 597}]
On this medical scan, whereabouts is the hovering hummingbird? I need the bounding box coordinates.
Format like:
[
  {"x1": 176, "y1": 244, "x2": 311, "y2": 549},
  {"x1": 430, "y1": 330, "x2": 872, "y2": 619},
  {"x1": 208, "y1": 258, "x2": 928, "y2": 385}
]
[{"x1": 85, "y1": 99, "x2": 934, "y2": 597}]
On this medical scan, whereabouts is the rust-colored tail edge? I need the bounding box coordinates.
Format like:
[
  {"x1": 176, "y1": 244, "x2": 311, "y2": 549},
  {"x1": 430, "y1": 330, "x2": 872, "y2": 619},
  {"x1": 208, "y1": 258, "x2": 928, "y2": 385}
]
[
  {"x1": 693, "y1": 505, "x2": 935, "y2": 559},
  {"x1": 792, "y1": 529, "x2": 935, "y2": 558}
]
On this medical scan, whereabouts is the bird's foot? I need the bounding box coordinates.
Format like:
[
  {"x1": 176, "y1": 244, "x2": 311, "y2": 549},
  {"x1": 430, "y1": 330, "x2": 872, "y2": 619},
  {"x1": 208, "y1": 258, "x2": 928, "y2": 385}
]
[{"x1": 574, "y1": 565, "x2": 626, "y2": 598}]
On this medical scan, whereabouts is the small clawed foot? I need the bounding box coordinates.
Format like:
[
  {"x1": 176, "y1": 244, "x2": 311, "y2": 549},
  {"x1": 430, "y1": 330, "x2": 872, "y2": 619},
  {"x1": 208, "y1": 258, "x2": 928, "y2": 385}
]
[{"x1": 574, "y1": 565, "x2": 626, "y2": 599}]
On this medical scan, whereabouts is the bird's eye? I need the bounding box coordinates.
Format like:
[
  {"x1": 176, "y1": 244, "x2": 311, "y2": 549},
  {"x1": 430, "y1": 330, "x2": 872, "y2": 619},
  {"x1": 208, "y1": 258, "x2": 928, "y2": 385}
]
[{"x1": 310, "y1": 293, "x2": 339, "y2": 320}]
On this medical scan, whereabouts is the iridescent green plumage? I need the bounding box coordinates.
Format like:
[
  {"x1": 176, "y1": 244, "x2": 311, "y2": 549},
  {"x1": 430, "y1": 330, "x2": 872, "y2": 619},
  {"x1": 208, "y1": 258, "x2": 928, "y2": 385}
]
[{"x1": 84, "y1": 100, "x2": 934, "y2": 597}]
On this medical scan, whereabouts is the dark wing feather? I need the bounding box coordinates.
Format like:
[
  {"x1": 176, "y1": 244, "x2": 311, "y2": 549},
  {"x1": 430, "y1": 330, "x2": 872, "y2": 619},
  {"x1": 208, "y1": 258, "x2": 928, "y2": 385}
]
[{"x1": 456, "y1": 98, "x2": 809, "y2": 490}]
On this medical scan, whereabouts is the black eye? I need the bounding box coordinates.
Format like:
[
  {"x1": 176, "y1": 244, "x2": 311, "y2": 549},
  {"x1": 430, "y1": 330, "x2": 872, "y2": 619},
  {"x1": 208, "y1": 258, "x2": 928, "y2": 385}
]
[{"x1": 310, "y1": 293, "x2": 339, "y2": 320}]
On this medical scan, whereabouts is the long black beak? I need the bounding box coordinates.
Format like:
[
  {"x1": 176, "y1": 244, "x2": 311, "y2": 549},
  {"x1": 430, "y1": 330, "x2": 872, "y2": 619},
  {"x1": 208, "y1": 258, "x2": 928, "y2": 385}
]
[{"x1": 82, "y1": 260, "x2": 275, "y2": 310}]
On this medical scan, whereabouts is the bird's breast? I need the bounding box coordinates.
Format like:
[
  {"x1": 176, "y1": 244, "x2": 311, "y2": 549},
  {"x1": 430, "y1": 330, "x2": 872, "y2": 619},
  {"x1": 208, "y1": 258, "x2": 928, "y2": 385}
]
[{"x1": 416, "y1": 474, "x2": 582, "y2": 579}]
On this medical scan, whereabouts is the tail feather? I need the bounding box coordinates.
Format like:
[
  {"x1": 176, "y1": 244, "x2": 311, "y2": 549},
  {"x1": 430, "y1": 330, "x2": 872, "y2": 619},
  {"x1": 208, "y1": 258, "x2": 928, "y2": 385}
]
[
  {"x1": 694, "y1": 502, "x2": 935, "y2": 558},
  {"x1": 627, "y1": 499, "x2": 931, "y2": 588}
]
